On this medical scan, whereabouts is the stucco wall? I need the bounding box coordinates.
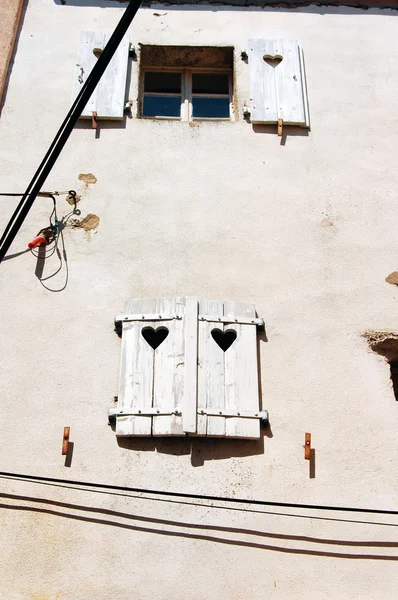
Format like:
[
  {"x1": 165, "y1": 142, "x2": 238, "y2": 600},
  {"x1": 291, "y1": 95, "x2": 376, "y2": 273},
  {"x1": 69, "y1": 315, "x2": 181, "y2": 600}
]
[{"x1": 0, "y1": 1, "x2": 398, "y2": 598}]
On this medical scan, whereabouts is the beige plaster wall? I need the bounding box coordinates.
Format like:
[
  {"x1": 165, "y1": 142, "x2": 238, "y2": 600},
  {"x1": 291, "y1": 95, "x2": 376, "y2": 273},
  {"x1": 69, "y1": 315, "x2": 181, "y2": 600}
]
[{"x1": 0, "y1": 1, "x2": 398, "y2": 598}]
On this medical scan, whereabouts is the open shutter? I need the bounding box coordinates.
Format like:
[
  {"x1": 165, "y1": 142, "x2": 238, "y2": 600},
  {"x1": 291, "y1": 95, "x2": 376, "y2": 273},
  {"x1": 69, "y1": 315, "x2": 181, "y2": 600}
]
[
  {"x1": 72, "y1": 31, "x2": 129, "y2": 119},
  {"x1": 248, "y1": 39, "x2": 309, "y2": 127},
  {"x1": 111, "y1": 297, "x2": 267, "y2": 439}
]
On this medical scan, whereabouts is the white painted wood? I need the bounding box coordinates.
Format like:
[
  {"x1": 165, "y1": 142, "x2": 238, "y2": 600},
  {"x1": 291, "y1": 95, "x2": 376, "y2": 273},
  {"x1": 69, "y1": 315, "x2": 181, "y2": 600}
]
[
  {"x1": 182, "y1": 296, "x2": 198, "y2": 433},
  {"x1": 152, "y1": 298, "x2": 185, "y2": 436},
  {"x1": 116, "y1": 298, "x2": 155, "y2": 436},
  {"x1": 197, "y1": 299, "x2": 226, "y2": 437},
  {"x1": 248, "y1": 39, "x2": 309, "y2": 127},
  {"x1": 224, "y1": 302, "x2": 260, "y2": 439},
  {"x1": 72, "y1": 32, "x2": 103, "y2": 117},
  {"x1": 97, "y1": 34, "x2": 129, "y2": 119},
  {"x1": 72, "y1": 31, "x2": 129, "y2": 120},
  {"x1": 115, "y1": 296, "x2": 263, "y2": 438}
]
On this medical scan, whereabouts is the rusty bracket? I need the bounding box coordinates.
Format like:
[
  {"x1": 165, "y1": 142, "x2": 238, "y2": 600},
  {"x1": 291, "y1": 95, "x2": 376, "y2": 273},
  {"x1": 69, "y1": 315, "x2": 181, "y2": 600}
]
[
  {"x1": 91, "y1": 111, "x2": 98, "y2": 129},
  {"x1": 305, "y1": 432, "x2": 311, "y2": 460},
  {"x1": 62, "y1": 427, "x2": 70, "y2": 456},
  {"x1": 277, "y1": 118, "x2": 283, "y2": 137}
]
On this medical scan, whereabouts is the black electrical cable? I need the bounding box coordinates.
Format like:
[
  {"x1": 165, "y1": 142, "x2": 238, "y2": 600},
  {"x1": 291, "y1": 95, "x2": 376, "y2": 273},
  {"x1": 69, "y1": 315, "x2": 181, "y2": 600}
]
[
  {"x1": 0, "y1": 0, "x2": 142, "y2": 263},
  {"x1": 0, "y1": 471, "x2": 397, "y2": 516}
]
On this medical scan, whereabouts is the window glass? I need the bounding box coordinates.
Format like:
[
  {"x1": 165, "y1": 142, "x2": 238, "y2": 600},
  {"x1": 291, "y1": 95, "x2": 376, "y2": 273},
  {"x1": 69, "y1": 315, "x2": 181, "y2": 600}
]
[
  {"x1": 142, "y1": 95, "x2": 181, "y2": 117},
  {"x1": 192, "y1": 73, "x2": 229, "y2": 94},
  {"x1": 192, "y1": 97, "x2": 230, "y2": 118},
  {"x1": 144, "y1": 72, "x2": 181, "y2": 93}
]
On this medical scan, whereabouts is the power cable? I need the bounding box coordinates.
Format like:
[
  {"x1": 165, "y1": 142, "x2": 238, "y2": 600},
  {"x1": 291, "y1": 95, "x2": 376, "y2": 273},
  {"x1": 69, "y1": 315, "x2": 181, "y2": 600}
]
[
  {"x1": 0, "y1": 190, "x2": 76, "y2": 198},
  {"x1": 0, "y1": 471, "x2": 397, "y2": 517},
  {"x1": 0, "y1": 0, "x2": 142, "y2": 263}
]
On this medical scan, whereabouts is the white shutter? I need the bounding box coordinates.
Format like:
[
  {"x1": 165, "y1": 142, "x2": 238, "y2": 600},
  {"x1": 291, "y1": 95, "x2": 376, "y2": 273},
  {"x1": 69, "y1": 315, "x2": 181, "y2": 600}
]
[
  {"x1": 111, "y1": 297, "x2": 267, "y2": 439},
  {"x1": 72, "y1": 31, "x2": 129, "y2": 119},
  {"x1": 248, "y1": 39, "x2": 309, "y2": 127}
]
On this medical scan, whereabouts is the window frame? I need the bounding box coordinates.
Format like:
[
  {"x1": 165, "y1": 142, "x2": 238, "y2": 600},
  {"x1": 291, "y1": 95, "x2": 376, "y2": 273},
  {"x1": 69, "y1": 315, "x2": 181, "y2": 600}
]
[{"x1": 140, "y1": 67, "x2": 233, "y2": 122}]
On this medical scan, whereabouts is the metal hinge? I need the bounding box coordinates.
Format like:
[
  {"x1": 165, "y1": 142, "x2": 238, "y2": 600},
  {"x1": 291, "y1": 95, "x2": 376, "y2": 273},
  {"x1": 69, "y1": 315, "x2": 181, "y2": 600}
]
[
  {"x1": 114, "y1": 313, "x2": 182, "y2": 336},
  {"x1": 199, "y1": 315, "x2": 264, "y2": 326},
  {"x1": 198, "y1": 409, "x2": 268, "y2": 419},
  {"x1": 108, "y1": 407, "x2": 182, "y2": 419}
]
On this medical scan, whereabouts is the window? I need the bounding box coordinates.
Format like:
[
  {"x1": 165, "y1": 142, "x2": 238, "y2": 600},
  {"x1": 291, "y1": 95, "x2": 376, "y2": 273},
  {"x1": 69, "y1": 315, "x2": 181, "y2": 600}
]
[
  {"x1": 110, "y1": 297, "x2": 267, "y2": 438},
  {"x1": 139, "y1": 45, "x2": 234, "y2": 121}
]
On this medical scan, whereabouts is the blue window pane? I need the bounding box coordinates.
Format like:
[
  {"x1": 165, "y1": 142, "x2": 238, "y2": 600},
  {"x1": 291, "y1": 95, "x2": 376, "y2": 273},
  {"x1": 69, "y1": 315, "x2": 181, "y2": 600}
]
[
  {"x1": 143, "y1": 95, "x2": 181, "y2": 117},
  {"x1": 192, "y1": 97, "x2": 230, "y2": 118}
]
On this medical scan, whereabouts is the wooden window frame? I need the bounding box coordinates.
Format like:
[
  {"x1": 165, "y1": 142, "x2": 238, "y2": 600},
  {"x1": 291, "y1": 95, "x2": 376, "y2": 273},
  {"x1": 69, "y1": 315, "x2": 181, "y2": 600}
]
[{"x1": 140, "y1": 67, "x2": 233, "y2": 122}]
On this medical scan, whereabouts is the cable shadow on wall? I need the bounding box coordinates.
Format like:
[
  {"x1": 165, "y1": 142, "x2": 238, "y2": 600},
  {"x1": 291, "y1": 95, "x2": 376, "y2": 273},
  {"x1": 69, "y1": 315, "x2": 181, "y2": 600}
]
[{"x1": 1, "y1": 492, "x2": 398, "y2": 561}]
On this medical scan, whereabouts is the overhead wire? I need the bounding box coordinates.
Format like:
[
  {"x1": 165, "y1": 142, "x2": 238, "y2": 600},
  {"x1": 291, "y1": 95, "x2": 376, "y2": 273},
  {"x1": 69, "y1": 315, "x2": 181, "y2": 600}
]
[
  {"x1": 1, "y1": 473, "x2": 397, "y2": 528},
  {"x1": 0, "y1": 471, "x2": 397, "y2": 517}
]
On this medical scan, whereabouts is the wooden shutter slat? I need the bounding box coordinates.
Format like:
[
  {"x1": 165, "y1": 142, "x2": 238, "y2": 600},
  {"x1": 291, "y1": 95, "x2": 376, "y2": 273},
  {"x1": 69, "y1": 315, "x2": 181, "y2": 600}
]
[
  {"x1": 153, "y1": 298, "x2": 185, "y2": 436},
  {"x1": 275, "y1": 40, "x2": 306, "y2": 126},
  {"x1": 72, "y1": 31, "x2": 104, "y2": 118},
  {"x1": 116, "y1": 298, "x2": 155, "y2": 436},
  {"x1": 96, "y1": 34, "x2": 129, "y2": 119},
  {"x1": 249, "y1": 38, "x2": 278, "y2": 123},
  {"x1": 197, "y1": 299, "x2": 226, "y2": 437},
  {"x1": 224, "y1": 302, "x2": 260, "y2": 439},
  {"x1": 182, "y1": 296, "x2": 198, "y2": 433}
]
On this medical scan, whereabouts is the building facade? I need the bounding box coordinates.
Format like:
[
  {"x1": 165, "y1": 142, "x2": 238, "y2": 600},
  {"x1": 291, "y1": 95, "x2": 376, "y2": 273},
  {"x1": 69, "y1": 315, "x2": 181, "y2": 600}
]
[{"x1": 0, "y1": 0, "x2": 398, "y2": 598}]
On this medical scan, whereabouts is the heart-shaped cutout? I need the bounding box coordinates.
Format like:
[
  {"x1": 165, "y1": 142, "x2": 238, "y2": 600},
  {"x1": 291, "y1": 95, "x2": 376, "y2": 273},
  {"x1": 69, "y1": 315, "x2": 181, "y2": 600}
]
[
  {"x1": 141, "y1": 326, "x2": 169, "y2": 350},
  {"x1": 263, "y1": 55, "x2": 283, "y2": 68},
  {"x1": 211, "y1": 329, "x2": 237, "y2": 352}
]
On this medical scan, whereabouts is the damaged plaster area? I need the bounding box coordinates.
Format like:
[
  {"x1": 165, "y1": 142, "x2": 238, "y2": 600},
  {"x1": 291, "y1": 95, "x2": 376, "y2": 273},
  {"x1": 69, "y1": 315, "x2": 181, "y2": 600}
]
[
  {"x1": 69, "y1": 213, "x2": 100, "y2": 241},
  {"x1": 363, "y1": 330, "x2": 398, "y2": 401},
  {"x1": 78, "y1": 173, "x2": 97, "y2": 185},
  {"x1": 385, "y1": 271, "x2": 398, "y2": 285},
  {"x1": 363, "y1": 330, "x2": 398, "y2": 361}
]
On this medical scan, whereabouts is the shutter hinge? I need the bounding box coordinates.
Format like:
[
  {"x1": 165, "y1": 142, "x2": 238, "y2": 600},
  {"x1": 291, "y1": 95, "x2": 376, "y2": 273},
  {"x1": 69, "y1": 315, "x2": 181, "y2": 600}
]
[{"x1": 198, "y1": 315, "x2": 264, "y2": 326}]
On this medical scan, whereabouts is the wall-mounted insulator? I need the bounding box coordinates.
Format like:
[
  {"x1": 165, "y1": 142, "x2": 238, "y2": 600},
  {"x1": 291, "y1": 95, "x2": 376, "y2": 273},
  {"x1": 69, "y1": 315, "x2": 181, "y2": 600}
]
[
  {"x1": 124, "y1": 100, "x2": 133, "y2": 115},
  {"x1": 129, "y1": 44, "x2": 137, "y2": 58},
  {"x1": 242, "y1": 104, "x2": 251, "y2": 119},
  {"x1": 241, "y1": 50, "x2": 248, "y2": 61}
]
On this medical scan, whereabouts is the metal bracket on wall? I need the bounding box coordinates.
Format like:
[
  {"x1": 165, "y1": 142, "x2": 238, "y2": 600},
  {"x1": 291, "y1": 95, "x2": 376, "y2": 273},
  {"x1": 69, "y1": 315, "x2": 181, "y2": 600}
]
[
  {"x1": 62, "y1": 427, "x2": 70, "y2": 455},
  {"x1": 305, "y1": 432, "x2": 311, "y2": 460}
]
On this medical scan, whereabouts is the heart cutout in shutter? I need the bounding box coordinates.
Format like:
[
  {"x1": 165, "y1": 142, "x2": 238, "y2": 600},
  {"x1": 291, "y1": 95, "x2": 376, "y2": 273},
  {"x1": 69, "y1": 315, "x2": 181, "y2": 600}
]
[
  {"x1": 263, "y1": 55, "x2": 283, "y2": 68},
  {"x1": 211, "y1": 329, "x2": 237, "y2": 352},
  {"x1": 141, "y1": 326, "x2": 169, "y2": 350}
]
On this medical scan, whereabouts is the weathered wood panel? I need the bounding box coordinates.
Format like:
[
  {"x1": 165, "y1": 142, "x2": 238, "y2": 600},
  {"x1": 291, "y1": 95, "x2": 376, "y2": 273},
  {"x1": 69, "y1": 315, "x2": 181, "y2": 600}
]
[
  {"x1": 153, "y1": 298, "x2": 185, "y2": 436},
  {"x1": 72, "y1": 31, "x2": 129, "y2": 119},
  {"x1": 249, "y1": 39, "x2": 309, "y2": 127},
  {"x1": 224, "y1": 302, "x2": 260, "y2": 439}
]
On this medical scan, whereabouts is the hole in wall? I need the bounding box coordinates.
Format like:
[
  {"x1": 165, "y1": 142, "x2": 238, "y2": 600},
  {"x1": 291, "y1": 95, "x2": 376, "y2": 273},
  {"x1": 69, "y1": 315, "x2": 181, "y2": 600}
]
[
  {"x1": 263, "y1": 55, "x2": 283, "y2": 68},
  {"x1": 363, "y1": 330, "x2": 398, "y2": 401},
  {"x1": 211, "y1": 329, "x2": 237, "y2": 352},
  {"x1": 93, "y1": 47, "x2": 103, "y2": 59},
  {"x1": 142, "y1": 326, "x2": 169, "y2": 350},
  {"x1": 390, "y1": 362, "x2": 398, "y2": 401}
]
